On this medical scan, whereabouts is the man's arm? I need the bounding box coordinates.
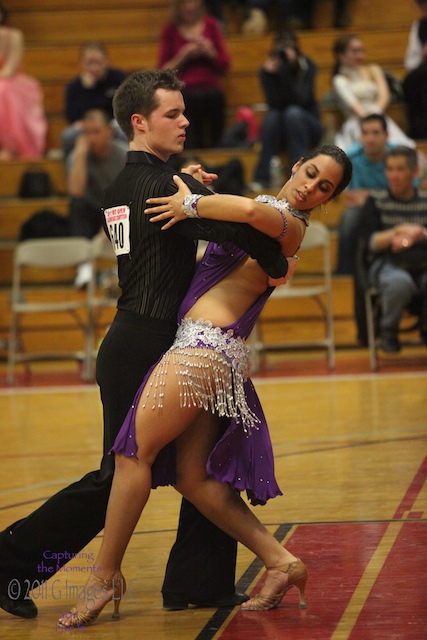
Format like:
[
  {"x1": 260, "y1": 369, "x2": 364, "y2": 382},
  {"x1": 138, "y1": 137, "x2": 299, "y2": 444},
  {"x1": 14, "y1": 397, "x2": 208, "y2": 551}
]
[{"x1": 67, "y1": 135, "x2": 90, "y2": 197}]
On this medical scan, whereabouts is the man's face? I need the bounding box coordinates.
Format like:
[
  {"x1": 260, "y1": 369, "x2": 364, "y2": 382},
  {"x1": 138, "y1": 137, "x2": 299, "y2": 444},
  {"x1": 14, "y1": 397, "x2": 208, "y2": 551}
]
[
  {"x1": 143, "y1": 89, "x2": 189, "y2": 161},
  {"x1": 83, "y1": 118, "x2": 113, "y2": 156},
  {"x1": 360, "y1": 121, "x2": 388, "y2": 158},
  {"x1": 81, "y1": 48, "x2": 108, "y2": 83},
  {"x1": 385, "y1": 156, "x2": 416, "y2": 199}
]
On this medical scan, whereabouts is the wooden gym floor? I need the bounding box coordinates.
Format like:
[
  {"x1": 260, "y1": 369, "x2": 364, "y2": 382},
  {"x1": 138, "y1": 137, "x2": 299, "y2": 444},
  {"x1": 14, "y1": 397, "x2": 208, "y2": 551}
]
[{"x1": 0, "y1": 348, "x2": 426, "y2": 639}]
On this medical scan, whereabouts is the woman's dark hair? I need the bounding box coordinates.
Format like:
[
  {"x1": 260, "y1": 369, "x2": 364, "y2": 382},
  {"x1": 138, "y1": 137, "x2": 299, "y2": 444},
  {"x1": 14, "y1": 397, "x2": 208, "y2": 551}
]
[
  {"x1": 331, "y1": 33, "x2": 360, "y2": 77},
  {"x1": 299, "y1": 144, "x2": 353, "y2": 198}
]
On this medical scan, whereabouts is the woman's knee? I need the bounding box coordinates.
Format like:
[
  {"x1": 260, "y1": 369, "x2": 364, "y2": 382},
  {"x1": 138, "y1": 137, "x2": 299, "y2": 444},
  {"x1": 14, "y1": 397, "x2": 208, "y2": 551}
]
[{"x1": 282, "y1": 105, "x2": 305, "y2": 127}]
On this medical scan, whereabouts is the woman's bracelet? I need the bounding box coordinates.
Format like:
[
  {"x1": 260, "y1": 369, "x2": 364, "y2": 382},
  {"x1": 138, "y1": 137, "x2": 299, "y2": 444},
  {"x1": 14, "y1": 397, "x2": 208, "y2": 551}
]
[
  {"x1": 182, "y1": 194, "x2": 203, "y2": 219},
  {"x1": 274, "y1": 207, "x2": 288, "y2": 239}
]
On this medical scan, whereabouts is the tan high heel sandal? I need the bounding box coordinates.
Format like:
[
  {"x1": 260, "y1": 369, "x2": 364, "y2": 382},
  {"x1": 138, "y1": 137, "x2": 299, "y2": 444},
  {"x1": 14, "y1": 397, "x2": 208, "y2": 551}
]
[
  {"x1": 241, "y1": 558, "x2": 308, "y2": 611},
  {"x1": 57, "y1": 572, "x2": 126, "y2": 628}
]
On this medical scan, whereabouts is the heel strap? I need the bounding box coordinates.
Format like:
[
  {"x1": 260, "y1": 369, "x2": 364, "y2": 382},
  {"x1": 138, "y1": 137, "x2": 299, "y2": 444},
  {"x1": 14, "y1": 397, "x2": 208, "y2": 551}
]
[
  {"x1": 90, "y1": 573, "x2": 115, "y2": 588},
  {"x1": 267, "y1": 558, "x2": 301, "y2": 575}
]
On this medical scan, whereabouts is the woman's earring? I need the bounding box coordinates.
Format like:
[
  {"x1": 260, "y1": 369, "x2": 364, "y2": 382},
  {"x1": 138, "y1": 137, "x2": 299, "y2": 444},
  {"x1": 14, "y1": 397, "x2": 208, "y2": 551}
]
[{"x1": 322, "y1": 203, "x2": 329, "y2": 215}]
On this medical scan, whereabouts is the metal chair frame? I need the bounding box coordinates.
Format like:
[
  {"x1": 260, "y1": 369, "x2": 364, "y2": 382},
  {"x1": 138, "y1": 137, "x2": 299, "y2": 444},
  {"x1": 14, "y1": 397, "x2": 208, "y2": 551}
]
[
  {"x1": 249, "y1": 221, "x2": 335, "y2": 372},
  {"x1": 7, "y1": 237, "x2": 96, "y2": 383}
]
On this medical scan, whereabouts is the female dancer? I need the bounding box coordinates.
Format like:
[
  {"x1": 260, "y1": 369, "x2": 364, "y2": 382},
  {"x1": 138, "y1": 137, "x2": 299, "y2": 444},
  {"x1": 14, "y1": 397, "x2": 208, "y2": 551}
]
[{"x1": 58, "y1": 145, "x2": 352, "y2": 627}]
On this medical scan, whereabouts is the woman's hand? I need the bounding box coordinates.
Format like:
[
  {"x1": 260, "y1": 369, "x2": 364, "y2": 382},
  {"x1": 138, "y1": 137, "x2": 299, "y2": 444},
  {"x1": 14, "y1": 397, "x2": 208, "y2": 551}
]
[
  {"x1": 181, "y1": 163, "x2": 218, "y2": 185},
  {"x1": 145, "y1": 175, "x2": 195, "y2": 230},
  {"x1": 267, "y1": 255, "x2": 299, "y2": 286}
]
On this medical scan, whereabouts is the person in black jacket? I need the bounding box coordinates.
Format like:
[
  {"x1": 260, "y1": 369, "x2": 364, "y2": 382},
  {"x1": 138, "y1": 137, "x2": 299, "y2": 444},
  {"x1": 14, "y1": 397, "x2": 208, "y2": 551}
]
[
  {"x1": 0, "y1": 69, "x2": 290, "y2": 620},
  {"x1": 403, "y1": 38, "x2": 427, "y2": 140},
  {"x1": 61, "y1": 42, "x2": 127, "y2": 158},
  {"x1": 250, "y1": 31, "x2": 323, "y2": 189}
]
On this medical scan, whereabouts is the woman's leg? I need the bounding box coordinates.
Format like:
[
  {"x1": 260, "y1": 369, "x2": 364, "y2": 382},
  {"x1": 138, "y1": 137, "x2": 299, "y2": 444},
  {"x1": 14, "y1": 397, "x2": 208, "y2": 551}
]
[
  {"x1": 174, "y1": 413, "x2": 307, "y2": 609},
  {"x1": 58, "y1": 361, "x2": 204, "y2": 626}
]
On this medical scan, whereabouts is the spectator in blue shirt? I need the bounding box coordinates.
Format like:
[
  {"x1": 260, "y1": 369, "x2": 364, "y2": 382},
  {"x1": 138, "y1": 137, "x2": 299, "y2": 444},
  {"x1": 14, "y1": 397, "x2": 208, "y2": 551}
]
[{"x1": 336, "y1": 113, "x2": 392, "y2": 276}]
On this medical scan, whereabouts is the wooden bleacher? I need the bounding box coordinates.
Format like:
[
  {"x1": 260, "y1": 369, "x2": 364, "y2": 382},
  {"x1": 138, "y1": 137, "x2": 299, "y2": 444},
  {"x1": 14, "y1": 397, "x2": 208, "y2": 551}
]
[{"x1": 0, "y1": 0, "x2": 423, "y2": 355}]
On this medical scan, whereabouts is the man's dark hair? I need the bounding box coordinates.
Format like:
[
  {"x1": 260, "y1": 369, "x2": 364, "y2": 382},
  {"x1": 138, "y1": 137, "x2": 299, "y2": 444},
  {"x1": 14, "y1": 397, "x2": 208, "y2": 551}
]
[
  {"x1": 113, "y1": 69, "x2": 185, "y2": 141},
  {"x1": 80, "y1": 41, "x2": 108, "y2": 58},
  {"x1": 83, "y1": 108, "x2": 112, "y2": 125},
  {"x1": 360, "y1": 113, "x2": 388, "y2": 133},
  {"x1": 385, "y1": 145, "x2": 418, "y2": 170}
]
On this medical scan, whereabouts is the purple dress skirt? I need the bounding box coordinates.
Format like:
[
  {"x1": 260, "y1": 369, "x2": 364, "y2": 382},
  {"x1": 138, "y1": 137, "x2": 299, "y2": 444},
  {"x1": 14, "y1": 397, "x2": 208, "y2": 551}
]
[{"x1": 110, "y1": 241, "x2": 282, "y2": 506}]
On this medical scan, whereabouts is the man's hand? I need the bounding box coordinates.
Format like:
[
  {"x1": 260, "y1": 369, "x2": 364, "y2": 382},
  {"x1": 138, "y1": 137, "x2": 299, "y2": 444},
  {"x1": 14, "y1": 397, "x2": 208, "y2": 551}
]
[
  {"x1": 73, "y1": 133, "x2": 90, "y2": 156},
  {"x1": 391, "y1": 223, "x2": 427, "y2": 252},
  {"x1": 80, "y1": 72, "x2": 97, "y2": 89},
  {"x1": 145, "y1": 174, "x2": 198, "y2": 230},
  {"x1": 181, "y1": 163, "x2": 218, "y2": 185}
]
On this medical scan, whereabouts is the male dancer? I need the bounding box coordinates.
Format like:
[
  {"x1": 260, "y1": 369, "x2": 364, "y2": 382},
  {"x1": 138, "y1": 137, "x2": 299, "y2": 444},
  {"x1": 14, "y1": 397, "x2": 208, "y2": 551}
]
[{"x1": 0, "y1": 69, "x2": 289, "y2": 618}]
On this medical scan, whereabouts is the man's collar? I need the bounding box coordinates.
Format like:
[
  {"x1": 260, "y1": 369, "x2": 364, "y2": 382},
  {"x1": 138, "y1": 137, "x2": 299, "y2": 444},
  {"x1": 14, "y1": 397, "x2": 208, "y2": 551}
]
[{"x1": 126, "y1": 150, "x2": 167, "y2": 166}]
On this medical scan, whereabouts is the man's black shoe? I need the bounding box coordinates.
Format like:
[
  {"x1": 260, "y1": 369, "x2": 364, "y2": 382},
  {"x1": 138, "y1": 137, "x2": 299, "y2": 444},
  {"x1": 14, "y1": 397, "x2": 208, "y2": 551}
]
[
  {"x1": 0, "y1": 592, "x2": 38, "y2": 618},
  {"x1": 380, "y1": 333, "x2": 401, "y2": 353},
  {"x1": 163, "y1": 591, "x2": 249, "y2": 610}
]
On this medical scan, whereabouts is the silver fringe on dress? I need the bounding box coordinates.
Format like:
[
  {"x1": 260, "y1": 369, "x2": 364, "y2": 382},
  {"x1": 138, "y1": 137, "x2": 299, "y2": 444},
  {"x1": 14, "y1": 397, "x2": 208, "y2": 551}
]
[{"x1": 142, "y1": 318, "x2": 260, "y2": 432}]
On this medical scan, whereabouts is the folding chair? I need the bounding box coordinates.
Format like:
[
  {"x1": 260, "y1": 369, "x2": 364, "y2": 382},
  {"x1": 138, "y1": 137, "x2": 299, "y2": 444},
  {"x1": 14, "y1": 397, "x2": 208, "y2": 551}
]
[
  {"x1": 365, "y1": 284, "x2": 422, "y2": 370},
  {"x1": 7, "y1": 237, "x2": 96, "y2": 383},
  {"x1": 249, "y1": 221, "x2": 335, "y2": 372}
]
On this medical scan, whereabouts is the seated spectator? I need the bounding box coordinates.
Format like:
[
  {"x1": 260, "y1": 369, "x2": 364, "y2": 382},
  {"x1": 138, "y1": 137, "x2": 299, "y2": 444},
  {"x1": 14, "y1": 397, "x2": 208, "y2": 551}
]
[
  {"x1": 62, "y1": 42, "x2": 127, "y2": 158},
  {"x1": 336, "y1": 114, "x2": 392, "y2": 276},
  {"x1": 336, "y1": 114, "x2": 395, "y2": 345},
  {"x1": 250, "y1": 30, "x2": 322, "y2": 189},
  {"x1": 362, "y1": 146, "x2": 427, "y2": 352},
  {"x1": 332, "y1": 34, "x2": 415, "y2": 151},
  {"x1": 66, "y1": 109, "x2": 127, "y2": 287},
  {"x1": 0, "y1": 3, "x2": 47, "y2": 160},
  {"x1": 403, "y1": 41, "x2": 427, "y2": 140},
  {"x1": 158, "y1": 0, "x2": 230, "y2": 149},
  {"x1": 404, "y1": 0, "x2": 427, "y2": 73}
]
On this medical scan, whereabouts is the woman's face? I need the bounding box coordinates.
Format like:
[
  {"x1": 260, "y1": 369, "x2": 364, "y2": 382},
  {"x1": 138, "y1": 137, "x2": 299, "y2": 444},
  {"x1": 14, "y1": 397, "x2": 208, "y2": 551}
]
[
  {"x1": 178, "y1": 0, "x2": 202, "y2": 22},
  {"x1": 340, "y1": 38, "x2": 365, "y2": 67},
  {"x1": 285, "y1": 155, "x2": 344, "y2": 210}
]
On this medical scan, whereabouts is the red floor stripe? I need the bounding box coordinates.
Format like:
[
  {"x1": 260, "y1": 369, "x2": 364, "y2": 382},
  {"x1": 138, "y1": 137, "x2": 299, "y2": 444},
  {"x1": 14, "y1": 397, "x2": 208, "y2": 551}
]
[
  {"x1": 349, "y1": 522, "x2": 427, "y2": 640},
  {"x1": 393, "y1": 454, "x2": 427, "y2": 520},
  {"x1": 219, "y1": 523, "x2": 388, "y2": 640}
]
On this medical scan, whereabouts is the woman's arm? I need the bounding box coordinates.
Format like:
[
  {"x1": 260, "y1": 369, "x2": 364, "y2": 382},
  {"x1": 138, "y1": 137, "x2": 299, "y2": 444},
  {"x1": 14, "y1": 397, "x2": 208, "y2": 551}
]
[
  {"x1": 333, "y1": 74, "x2": 366, "y2": 118},
  {"x1": 369, "y1": 64, "x2": 390, "y2": 112},
  {"x1": 146, "y1": 175, "x2": 305, "y2": 256},
  {"x1": 0, "y1": 27, "x2": 24, "y2": 78}
]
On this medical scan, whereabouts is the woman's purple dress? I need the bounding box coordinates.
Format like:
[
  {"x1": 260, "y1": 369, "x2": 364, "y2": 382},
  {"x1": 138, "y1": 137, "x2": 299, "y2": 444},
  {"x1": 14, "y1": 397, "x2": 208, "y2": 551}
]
[{"x1": 111, "y1": 241, "x2": 282, "y2": 506}]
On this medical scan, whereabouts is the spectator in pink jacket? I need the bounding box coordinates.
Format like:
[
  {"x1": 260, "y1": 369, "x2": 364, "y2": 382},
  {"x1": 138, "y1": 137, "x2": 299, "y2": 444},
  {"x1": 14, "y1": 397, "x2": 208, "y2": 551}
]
[{"x1": 158, "y1": 0, "x2": 230, "y2": 149}]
